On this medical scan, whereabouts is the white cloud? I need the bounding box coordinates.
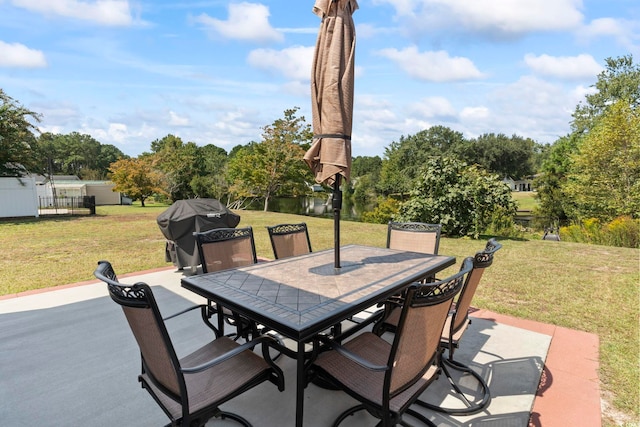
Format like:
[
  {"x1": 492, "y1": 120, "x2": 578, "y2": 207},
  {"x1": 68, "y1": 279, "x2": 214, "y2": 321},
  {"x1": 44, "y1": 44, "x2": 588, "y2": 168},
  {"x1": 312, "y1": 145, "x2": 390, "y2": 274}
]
[
  {"x1": 460, "y1": 106, "x2": 490, "y2": 121},
  {"x1": 374, "y1": 0, "x2": 584, "y2": 38},
  {"x1": 572, "y1": 84, "x2": 597, "y2": 102},
  {"x1": 89, "y1": 122, "x2": 129, "y2": 144},
  {"x1": 356, "y1": 23, "x2": 398, "y2": 39},
  {"x1": 11, "y1": 0, "x2": 134, "y2": 26},
  {"x1": 0, "y1": 41, "x2": 47, "y2": 67},
  {"x1": 377, "y1": 47, "x2": 485, "y2": 82},
  {"x1": 487, "y1": 75, "x2": 574, "y2": 141},
  {"x1": 105, "y1": 123, "x2": 128, "y2": 143},
  {"x1": 524, "y1": 53, "x2": 603, "y2": 80},
  {"x1": 84, "y1": 120, "x2": 160, "y2": 152},
  {"x1": 247, "y1": 45, "x2": 314, "y2": 81},
  {"x1": 282, "y1": 80, "x2": 310, "y2": 97},
  {"x1": 30, "y1": 101, "x2": 79, "y2": 125},
  {"x1": 352, "y1": 97, "x2": 403, "y2": 151},
  {"x1": 579, "y1": 17, "x2": 640, "y2": 54},
  {"x1": 407, "y1": 96, "x2": 457, "y2": 120},
  {"x1": 195, "y1": 2, "x2": 283, "y2": 43},
  {"x1": 168, "y1": 110, "x2": 190, "y2": 126}
]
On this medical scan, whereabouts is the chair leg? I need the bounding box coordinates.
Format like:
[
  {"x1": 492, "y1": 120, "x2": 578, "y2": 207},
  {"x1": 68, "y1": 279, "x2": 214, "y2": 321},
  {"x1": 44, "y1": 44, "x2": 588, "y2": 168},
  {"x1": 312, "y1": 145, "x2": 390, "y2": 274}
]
[
  {"x1": 217, "y1": 410, "x2": 253, "y2": 426},
  {"x1": 333, "y1": 404, "x2": 367, "y2": 427},
  {"x1": 416, "y1": 357, "x2": 491, "y2": 415},
  {"x1": 332, "y1": 404, "x2": 437, "y2": 427}
]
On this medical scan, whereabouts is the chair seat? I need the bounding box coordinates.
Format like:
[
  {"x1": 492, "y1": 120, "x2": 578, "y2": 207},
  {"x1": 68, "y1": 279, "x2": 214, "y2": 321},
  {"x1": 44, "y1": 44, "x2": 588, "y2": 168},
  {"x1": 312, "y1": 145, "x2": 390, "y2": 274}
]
[
  {"x1": 314, "y1": 332, "x2": 438, "y2": 413},
  {"x1": 141, "y1": 336, "x2": 271, "y2": 418}
]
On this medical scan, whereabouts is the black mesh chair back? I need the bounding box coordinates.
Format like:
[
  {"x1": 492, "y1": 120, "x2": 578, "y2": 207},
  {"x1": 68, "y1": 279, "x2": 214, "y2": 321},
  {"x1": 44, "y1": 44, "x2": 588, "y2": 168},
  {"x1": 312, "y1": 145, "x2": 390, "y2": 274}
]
[
  {"x1": 387, "y1": 221, "x2": 442, "y2": 255},
  {"x1": 194, "y1": 226, "x2": 257, "y2": 273},
  {"x1": 422, "y1": 238, "x2": 503, "y2": 415},
  {"x1": 449, "y1": 238, "x2": 503, "y2": 342},
  {"x1": 266, "y1": 223, "x2": 312, "y2": 259},
  {"x1": 94, "y1": 260, "x2": 284, "y2": 427},
  {"x1": 311, "y1": 258, "x2": 471, "y2": 426},
  {"x1": 96, "y1": 261, "x2": 183, "y2": 398}
]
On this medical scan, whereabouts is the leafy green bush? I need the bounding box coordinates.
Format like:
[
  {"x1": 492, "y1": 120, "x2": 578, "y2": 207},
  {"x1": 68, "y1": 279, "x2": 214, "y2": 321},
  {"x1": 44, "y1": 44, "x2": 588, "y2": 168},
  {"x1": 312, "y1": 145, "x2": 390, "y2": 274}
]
[
  {"x1": 560, "y1": 216, "x2": 639, "y2": 248},
  {"x1": 396, "y1": 157, "x2": 517, "y2": 238},
  {"x1": 607, "y1": 216, "x2": 640, "y2": 248},
  {"x1": 485, "y1": 210, "x2": 525, "y2": 239},
  {"x1": 361, "y1": 197, "x2": 400, "y2": 224}
]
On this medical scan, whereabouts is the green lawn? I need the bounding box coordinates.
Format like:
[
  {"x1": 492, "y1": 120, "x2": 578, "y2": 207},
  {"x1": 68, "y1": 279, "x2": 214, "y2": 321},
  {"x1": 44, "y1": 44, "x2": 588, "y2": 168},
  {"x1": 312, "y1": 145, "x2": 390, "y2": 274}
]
[
  {"x1": 511, "y1": 191, "x2": 539, "y2": 211},
  {"x1": 1, "y1": 205, "x2": 637, "y2": 425}
]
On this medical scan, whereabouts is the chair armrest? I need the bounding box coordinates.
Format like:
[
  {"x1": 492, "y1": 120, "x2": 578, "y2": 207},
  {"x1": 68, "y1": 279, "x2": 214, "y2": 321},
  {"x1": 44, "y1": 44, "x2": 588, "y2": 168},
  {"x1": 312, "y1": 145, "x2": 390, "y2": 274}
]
[
  {"x1": 164, "y1": 304, "x2": 221, "y2": 337},
  {"x1": 316, "y1": 334, "x2": 388, "y2": 372},
  {"x1": 163, "y1": 304, "x2": 207, "y2": 321},
  {"x1": 181, "y1": 334, "x2": 279, "y2": 374},
  {"x1": 337, "y1": 308, "x2": 384, "y2": 341}
]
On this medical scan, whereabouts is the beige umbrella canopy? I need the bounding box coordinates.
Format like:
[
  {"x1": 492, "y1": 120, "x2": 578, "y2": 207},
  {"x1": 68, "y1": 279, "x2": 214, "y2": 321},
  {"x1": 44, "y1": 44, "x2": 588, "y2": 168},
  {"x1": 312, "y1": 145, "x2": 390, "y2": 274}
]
[
  {"x1": 304, "y1": 0, "x2": 358, "y2": 268},
  {"x1": 304, "y1": 0, "x2": 357, "y2": 186}
]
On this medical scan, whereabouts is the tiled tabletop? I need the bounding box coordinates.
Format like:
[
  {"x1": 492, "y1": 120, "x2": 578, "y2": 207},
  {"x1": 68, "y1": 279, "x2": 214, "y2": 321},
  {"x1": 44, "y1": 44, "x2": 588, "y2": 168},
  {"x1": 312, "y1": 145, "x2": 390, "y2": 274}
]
[{"x1": 181, "y1": 244, "x2": 456, "y2": 340}]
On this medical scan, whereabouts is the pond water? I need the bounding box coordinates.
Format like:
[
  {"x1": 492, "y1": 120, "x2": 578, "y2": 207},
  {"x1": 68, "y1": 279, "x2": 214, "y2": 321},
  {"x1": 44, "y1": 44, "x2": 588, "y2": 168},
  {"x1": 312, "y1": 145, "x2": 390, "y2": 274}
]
[{"x1": 246, "y1": 195, "x2": 363, "y2": 221}]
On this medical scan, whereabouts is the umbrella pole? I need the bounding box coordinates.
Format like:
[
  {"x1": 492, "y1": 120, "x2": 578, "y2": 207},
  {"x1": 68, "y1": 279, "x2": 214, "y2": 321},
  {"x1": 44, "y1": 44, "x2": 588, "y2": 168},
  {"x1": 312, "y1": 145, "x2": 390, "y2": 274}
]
[{"x1": 332, "y1": 175, "x2": 342, "y2": 268}]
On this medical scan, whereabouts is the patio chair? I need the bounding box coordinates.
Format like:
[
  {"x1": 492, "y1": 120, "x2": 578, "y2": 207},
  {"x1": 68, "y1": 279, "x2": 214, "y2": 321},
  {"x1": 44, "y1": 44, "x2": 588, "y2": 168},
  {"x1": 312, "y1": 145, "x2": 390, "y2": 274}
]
[
  {"x1": 93, "y1": 260, "x2": 284, "y2": 427},
  {"x1": 355, "y1": 221, "x2": 443, "y2": 329},
  {"x1": 266, "y1": 222, "x2": 312, "y2": 259},
  {"x1": 194, "y1": 226, "x2": 258, "y2": 339},
  {"x1": 375, "y1": 238, "x2": 503, "y2": 415},
  {"x1": 194, "y1": 226, "x2": 258, "y2": 273},
  {"x1": 387, "y1": 221, "x2": 442, "y2": 255},
  {"x1": 309, "y1": 258, "x2": 472, "y2": 427}
]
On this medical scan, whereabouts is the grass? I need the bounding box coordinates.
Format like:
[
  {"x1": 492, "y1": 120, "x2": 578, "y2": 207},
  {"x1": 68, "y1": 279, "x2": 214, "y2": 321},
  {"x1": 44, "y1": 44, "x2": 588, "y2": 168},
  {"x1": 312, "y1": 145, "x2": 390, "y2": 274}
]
[
  {"x1": 512, "y1": 191, "x2": 539, "y2": 211},
  {"x1": 1, "y1": 205, "x2": 638, "y2": 425}
]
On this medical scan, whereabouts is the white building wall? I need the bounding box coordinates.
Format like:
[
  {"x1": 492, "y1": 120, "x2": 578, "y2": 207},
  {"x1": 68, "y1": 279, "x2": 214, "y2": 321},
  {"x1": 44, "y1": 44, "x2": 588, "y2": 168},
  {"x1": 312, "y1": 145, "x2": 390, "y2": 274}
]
[
  {"x1": 86, "y1": 183, "x2": 121, "y2": 205},
  {"x1": 0, "y1": 177, "x2": 39, "y2": 218}
]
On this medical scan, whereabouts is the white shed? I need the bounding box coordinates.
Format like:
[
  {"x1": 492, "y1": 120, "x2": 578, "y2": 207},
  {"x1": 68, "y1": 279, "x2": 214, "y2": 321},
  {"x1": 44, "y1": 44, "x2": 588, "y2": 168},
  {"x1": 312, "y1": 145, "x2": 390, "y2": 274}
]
[
  {"x1": 0, "y1": 177, "x2": 39, "y2": 218},
  {"x1": 36, "y1": 177, "x2": 122, "y2": 206}
]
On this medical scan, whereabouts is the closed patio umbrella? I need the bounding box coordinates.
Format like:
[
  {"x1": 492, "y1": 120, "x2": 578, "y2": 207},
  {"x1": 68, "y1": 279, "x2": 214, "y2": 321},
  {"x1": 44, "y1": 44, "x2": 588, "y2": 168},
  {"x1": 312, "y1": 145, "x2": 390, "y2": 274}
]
[{"x1": 304, "y1": 0, "x2": 358, "y2": 268}]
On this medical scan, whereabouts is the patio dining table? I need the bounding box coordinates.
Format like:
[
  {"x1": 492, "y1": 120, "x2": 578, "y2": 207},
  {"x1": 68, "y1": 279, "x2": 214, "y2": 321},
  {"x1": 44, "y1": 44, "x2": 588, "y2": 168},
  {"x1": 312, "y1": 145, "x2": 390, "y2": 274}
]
[{"x1": 181, "y1": 244, "x2": 456, "y2": 427}]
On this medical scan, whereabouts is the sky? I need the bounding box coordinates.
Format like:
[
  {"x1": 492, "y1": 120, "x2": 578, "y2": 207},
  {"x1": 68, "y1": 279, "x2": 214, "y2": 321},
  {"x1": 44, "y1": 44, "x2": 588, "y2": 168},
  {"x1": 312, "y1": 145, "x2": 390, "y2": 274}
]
[{"x1": 0, "y1": 1, "x2": 638, "y2": 159}]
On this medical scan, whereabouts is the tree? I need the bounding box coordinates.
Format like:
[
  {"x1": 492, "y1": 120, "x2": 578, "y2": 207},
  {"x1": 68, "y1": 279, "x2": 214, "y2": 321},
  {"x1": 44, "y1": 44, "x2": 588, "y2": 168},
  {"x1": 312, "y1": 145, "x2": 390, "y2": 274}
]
[
  {"x1": 34, "y1": 132, "x2": 126, "y2": 179},
  {"x1": 96, "y1": 144, "x2": 128, "y2": 178},
  {"x1": 351, "y1": 155, "x2": 381, "y2": 178},
  {"x1": 533, "y1": 134, "x2": 580, "y2": 223},
  {"x1": 564, "y1": 100, "x2": 640, "y2": 221},
  {"x1": 190, "y1": 144, "x2": 228, "y2": 200},
  {"x1": 455, "y1": 133, "x2": 537, "y2": 179},
  {"x1": 0, "y1": 89, "x2": 41, "y2": 176},
  {"x1": 397, "y1": 157, "x2": 517, "y2": 238},
  {"x1": 150, "y1": 134, "x2": 199, "y2": 201},
  {"x1": 572, "y1": 55, "x2": 640, "y2": 134},
  {"x1": 537, "y1": 55, "x2": 640, "y2": 224},
  {"x1": 226, "y1": 108, "x2": 313, "y2": 211},
  {"x1": 109, "y1": 157, "x2": 166, "y2": 207},
  {"x1": 349, "y1": 155, "x2": 382, "y2": 214},
  {"x1": 379, "y1": 126, "x2": 465, "y2": 196},
  {"x1": 535, "y1": 55, "x2": 640, "y2": 227}
]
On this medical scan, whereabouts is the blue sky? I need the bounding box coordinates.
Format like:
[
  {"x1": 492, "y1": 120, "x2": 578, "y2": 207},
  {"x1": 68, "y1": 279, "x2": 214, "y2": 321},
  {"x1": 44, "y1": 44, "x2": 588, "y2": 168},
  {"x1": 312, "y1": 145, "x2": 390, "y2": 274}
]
[{"x1": 0, "y1": 1, "x2": 638, "y2": 158}]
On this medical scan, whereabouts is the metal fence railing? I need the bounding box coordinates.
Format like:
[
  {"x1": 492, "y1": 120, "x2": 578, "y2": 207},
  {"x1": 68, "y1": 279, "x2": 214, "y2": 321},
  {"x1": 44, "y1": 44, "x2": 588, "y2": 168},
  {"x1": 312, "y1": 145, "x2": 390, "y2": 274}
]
[{"x1": 38, "y1": 196, "x2": 96, "y2": 216}]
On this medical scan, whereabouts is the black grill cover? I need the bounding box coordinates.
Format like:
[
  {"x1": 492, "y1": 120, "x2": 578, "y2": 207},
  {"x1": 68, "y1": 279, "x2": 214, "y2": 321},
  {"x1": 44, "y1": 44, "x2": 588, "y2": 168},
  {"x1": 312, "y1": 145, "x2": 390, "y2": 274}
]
[{"x1": 157, "y1": 199, "x2": 240, "y2": 269}]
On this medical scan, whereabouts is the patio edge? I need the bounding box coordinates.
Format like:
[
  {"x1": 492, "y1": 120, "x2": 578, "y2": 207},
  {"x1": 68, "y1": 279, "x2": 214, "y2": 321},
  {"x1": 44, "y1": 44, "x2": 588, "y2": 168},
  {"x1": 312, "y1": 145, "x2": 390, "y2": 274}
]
[{"x1": 471, "y1": 308, "x2": 602, "y2": 427}]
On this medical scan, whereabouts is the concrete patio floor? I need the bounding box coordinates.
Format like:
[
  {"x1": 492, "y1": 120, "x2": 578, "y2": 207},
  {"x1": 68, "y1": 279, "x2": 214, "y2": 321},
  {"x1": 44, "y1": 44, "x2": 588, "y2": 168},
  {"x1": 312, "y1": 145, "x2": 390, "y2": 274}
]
[{"x1": 0, "y1": 266, "x2": 601, "y2": 426}]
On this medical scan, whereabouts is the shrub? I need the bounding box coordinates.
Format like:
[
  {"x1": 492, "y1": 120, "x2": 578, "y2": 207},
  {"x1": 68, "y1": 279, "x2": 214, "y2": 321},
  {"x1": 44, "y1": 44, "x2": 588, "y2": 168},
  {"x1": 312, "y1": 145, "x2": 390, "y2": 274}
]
[
  {"x1": 361, "y1": 197, "x2": 400, "y2": 224},
  {"x1": 607, "y1": 216, "x2": 640, "y2": 248},
  {"x1": 485, "y1": 210, "x2": 524, "y2": 239},
  {"x1": 397, "y1": 157, "x2": 517, "y2": 238},
  {"x1": 560, "y1": 216, "x2": 639, "y2": 248}
]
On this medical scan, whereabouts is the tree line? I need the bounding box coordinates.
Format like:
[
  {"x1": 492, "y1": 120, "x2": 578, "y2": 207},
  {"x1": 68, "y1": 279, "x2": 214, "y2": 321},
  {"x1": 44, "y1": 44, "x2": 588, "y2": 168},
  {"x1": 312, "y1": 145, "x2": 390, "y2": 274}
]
[{"x1": 1, "y1": 55, "x2": 637, "y2": 242}]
